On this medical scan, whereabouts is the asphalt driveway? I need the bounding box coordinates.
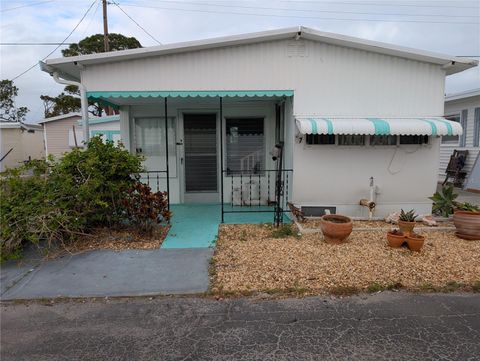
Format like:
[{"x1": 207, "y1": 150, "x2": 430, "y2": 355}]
[{"x1": 2, "y1": 292, "x2": 479, "y2": 360}]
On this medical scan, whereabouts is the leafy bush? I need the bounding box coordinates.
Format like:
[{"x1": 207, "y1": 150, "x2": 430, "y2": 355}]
[
  {"x1": 429, "y1": 185, "x2": 458, "y2": 217},
  {"x1": 122, "y1": 182, "x2": 171, "y2": 234},
  {"x1": 0, "y1": 136, "x2": 146, "y2": 260}
]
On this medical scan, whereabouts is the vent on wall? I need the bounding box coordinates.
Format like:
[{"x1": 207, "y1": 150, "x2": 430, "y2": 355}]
[
  {"x1": 286, "y1": 40, "x2": 307, "y2": 57},
  {"x1": 301, "y1": 206, "x2": 337, "y2": 217}
]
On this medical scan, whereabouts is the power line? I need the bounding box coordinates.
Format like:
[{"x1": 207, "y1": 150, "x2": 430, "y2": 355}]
[
  {"x1": 119, "y1": 3, "x2": 479, "y2": 24},
  {"x1": 110, "y1": 1, "x2": 162, "y2": 44},
  {"x1": 1, "y1": 43, "x2": 74, "y2": 46},
  {"x1": 10, "y1": 0, "x2": 98, "y2": 81},
  {"x1": 125, "y1": 0, "x2": 479, "y2": 18},
  {"x1": 0, "y1": 0, "x2": 56, "y2": 12},
  {"x1": 278, "y1": 0, "x2": 480, "y2": 9}
]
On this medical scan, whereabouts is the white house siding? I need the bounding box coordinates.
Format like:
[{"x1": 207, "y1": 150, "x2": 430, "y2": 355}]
[
  {"x1": 439, "y1": 95, "x2": 480, "y2": 182},
  {"x1": 0, "y1": 127, "x2": 45, "y2": 171},
  {"x1": 80, "y1": 38, "x2": 447, "y2": 216}
]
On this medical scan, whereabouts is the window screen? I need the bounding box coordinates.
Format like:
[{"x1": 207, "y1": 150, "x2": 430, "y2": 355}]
[
  {"x1": 338, "y1": 135, "x2": 365, "y2": 146},
  {"x1": 306, "y1": 134, "x2": 335, "y2": 145},
  {"x1": 370, "y1": 135, "x2": 397, "y2": 146},
  {"x1": 226, "y1": 118, "x2": 264, "y2": 175},
  {"x1": 400, "y1": 135, "x2": 429, "y2": 145}
]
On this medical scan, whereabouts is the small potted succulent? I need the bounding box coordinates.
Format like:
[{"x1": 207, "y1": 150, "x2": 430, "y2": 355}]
[
  {"x1": 386, "y1": 229, "x2": 405, "y2": 248},
  {"x1": 406, "y1": 231, "x2": 425, "y2": 252},
  {"x1": 320, "y1": 214, "x2": 353, "y2": 244},
  {"x1": 398, "y1": 209, "x2": 417, "y2": 236}
]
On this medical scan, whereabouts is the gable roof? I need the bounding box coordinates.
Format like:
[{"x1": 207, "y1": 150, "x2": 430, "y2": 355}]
[
  {"x1": 38, "y1": 112, "x2": 81, "y2": 124},
  {"x1": 43, "y1": 26, "x2": 477, "y2": 80}
]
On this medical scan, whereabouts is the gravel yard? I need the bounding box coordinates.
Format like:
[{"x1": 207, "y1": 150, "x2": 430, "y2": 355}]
[{"x1": 211, "y1": 223, "x2": 480, "y2": 295}]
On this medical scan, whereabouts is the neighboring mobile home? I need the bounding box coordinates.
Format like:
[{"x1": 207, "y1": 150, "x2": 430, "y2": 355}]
[
  {"x1": 41, "y1": 26, "x2": 477, "y2": 218},
  {"x1": 0, "y1": 121, "x2": 44, "y2": 172},
  {"x1": 40, "y1": 112, "x2": 120, "y2": 158},
  {"x1": 439, "y1": 89, "x2": 480, "y2": 184}
]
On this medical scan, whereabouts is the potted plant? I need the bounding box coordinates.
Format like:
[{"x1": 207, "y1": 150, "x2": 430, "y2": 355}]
[
  {"x1": 398, "y1": 209, "x2": 417, "y2": 236},
  {"x1": 386, "y1": 229, "x2": 405, "y2": 248},
  {"x1": 406, "y1": 232, "x2": 425, "y2": 251},
  {"x1": 453, "y1": 202, "x2": 480, "y2": 240},
  {"x1": 320, "y1": 214, "x2": 353, "y2": 244},
  {"x1": 429, "y1": 185, "x2": 458, "y2": 217}
]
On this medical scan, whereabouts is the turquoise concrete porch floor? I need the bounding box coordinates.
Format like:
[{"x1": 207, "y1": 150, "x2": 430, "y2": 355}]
[{"x1": 161, "y1": 204, "x2": 276, "y2": 249}]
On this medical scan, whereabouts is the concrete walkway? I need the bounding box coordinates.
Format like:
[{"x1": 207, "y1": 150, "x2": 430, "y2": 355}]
[
  {"x1": 2, "y1": 293, "x2": 479, "y2": 360},
  {"x1": 1, "y1": 247, "x2": 212, "y2": 300}
]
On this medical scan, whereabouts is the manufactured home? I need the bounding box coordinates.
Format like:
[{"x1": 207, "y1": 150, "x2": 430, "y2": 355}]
[
  {"x1": 40, "y1": 113, "x2": 120, "y2": 157},
  {"x1": 439, "y1": 89, "x2": 480, "y2": 185},
  {"x1": 41, "y1": 26, "x2": 477, "y2": 220},
  {"x1": 0, "y1": 121, "x2": 44, "y2": 172}
]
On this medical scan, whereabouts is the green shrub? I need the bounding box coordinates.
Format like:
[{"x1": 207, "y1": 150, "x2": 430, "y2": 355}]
[
  {"x1": 122, "y1": 182, "x2": 171, "y2": 234},
  {"x1": 271, "y1": 224, "x2": 298, "y2": 238},
  {"x1": 0, "y1": 136, "x2": 145, "y2": 260}
]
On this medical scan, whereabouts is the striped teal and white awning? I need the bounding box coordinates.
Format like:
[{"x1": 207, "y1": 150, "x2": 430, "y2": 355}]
[{"x1": 295, "y1": 117, "x2": 462, "y2": 136}]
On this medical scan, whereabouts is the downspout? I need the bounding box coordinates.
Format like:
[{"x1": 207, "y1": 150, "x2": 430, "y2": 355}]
[{"x1": 52, "y1": 72, "x2": 89, "y2": 146}]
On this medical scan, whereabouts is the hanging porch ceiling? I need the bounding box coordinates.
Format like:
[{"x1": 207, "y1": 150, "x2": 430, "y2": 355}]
[{"x1": 295, "y1": 117, "x2": 462, "y2": 136}]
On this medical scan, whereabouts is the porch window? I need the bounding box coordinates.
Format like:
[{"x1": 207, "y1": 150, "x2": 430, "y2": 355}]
[
  {"x1": 134, "y1": 117, "x2": 177, "y2": 176},
  {"x1": 226, "y1": 118, "x2": 264, "y2": 175}
]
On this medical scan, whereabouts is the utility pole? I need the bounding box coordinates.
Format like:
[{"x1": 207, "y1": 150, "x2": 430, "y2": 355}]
[{"x1": 102, "y1": 0, "x2": 109, "y2": 52}]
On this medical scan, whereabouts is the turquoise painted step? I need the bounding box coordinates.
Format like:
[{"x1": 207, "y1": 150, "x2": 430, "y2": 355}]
[{"x1": 161, "y1": 204, "x2": 279, "y2": 249}]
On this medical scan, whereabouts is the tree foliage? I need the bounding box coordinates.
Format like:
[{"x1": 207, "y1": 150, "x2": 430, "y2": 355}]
[
  {"x1": 41, "y1": 33, "x2": 142, "y2": 118},
  {"x1": 0, "y1": 79, "x2": 29, "y2": 122},
  {"x1": 62, "y1": 33, "x2": 142, "y2": 57}
]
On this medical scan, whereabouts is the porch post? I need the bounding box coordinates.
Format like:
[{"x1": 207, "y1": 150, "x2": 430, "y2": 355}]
[
  {"x1": 164, "y1": 97, "x2": 170, "y2": 211},
  {"x1": 220, "y1": 97, "x2": 224, "y2": 223}
]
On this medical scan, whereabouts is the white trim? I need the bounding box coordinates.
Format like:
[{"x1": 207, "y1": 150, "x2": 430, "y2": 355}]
[
  {"x1": 445, "y1": 88, "x2": 480, "y2": 102},
  {"x1": 38, "y1": 112, "x2": 81, "y2": 124},
  {"x1": 44, "y1": 26, "x2": 477, "y2": 79}
]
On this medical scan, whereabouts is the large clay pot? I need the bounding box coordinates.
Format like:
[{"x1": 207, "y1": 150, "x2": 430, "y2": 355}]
[
  {"x1": 398, "y1": 220, "x2": 415, "y2": 236},
  {"x1": 320, "y1": 214, "x2": 353, "y2": 244},
  {"x1": 387, "y1": 230, "x2": 405, "y2": 248},
  {"x1": 406, "y1": 233, "x2": 425, "y2": 252},
  {"x1": 453, "y1": 211, "x2": 480, "y2": 240}
]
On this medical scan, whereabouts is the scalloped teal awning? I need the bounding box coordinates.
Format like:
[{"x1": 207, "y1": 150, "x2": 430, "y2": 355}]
[{"x1": 88, "y1": 90, "x2": 293, "y2": 100}]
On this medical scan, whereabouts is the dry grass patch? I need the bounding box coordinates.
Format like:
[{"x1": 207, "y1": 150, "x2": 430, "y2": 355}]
[{"x1": 211, "y1": 224, "x2": 480, "y2": 295}]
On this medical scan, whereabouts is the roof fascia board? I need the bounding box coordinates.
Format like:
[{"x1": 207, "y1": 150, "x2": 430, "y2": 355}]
[{"x1": 445, "y1": 89, "x2": 480, "y2": 102}]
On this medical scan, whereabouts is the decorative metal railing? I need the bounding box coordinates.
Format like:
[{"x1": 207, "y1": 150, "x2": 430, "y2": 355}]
[{"x1": 221, "y1": 168, "x2": 293, "y2": 226}]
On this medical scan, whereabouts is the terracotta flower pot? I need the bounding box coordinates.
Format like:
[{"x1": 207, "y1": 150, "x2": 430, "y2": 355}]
[
  {"x1": 398, "y1": 220, "x2": 415, "y2": 236},
  {"x1": 387, "y1": 230, "x2": 405, "y2": 248},
  {"x1": 453, "y1": 211, "x2": 480, "y2": 240},
  {"x1": 406, "y1": 233, "x2": 425, "y2": 252},
  {"x1": 320, "y1": 214, "x2": 353, "y2": 244}
]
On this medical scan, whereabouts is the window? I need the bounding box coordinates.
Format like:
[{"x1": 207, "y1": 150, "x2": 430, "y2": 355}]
[
  {"x1": 400, "y1": 135, "x2": 429, "y2": 145},
  {"x1": 306, "y1": 134, "x2": 335, "y2": 145},
  {"x1": 226, "y1": 118, "x2": 264, "y2": 175},
  {"x1": 338, "y1": 134, "x2": 365, "y2": 146},
  {"x1": 474, "y1": 107, "x2": 480, "y2": 147},
  {"x1": 370, "y1": 135, "x2": 397, "y2": 146},
  {"x1": 442, "y1": 115, "x2": 460, "y2": 144}
]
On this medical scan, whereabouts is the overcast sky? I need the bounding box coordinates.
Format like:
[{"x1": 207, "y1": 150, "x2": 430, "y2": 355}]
[{"x1": 1, "y1": 0, "x2": 479, "y2": 122}]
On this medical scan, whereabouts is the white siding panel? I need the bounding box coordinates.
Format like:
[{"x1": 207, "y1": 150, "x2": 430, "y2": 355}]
[{"x1": 83, "y1": 39, "x2": 445, "y2": 117}]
